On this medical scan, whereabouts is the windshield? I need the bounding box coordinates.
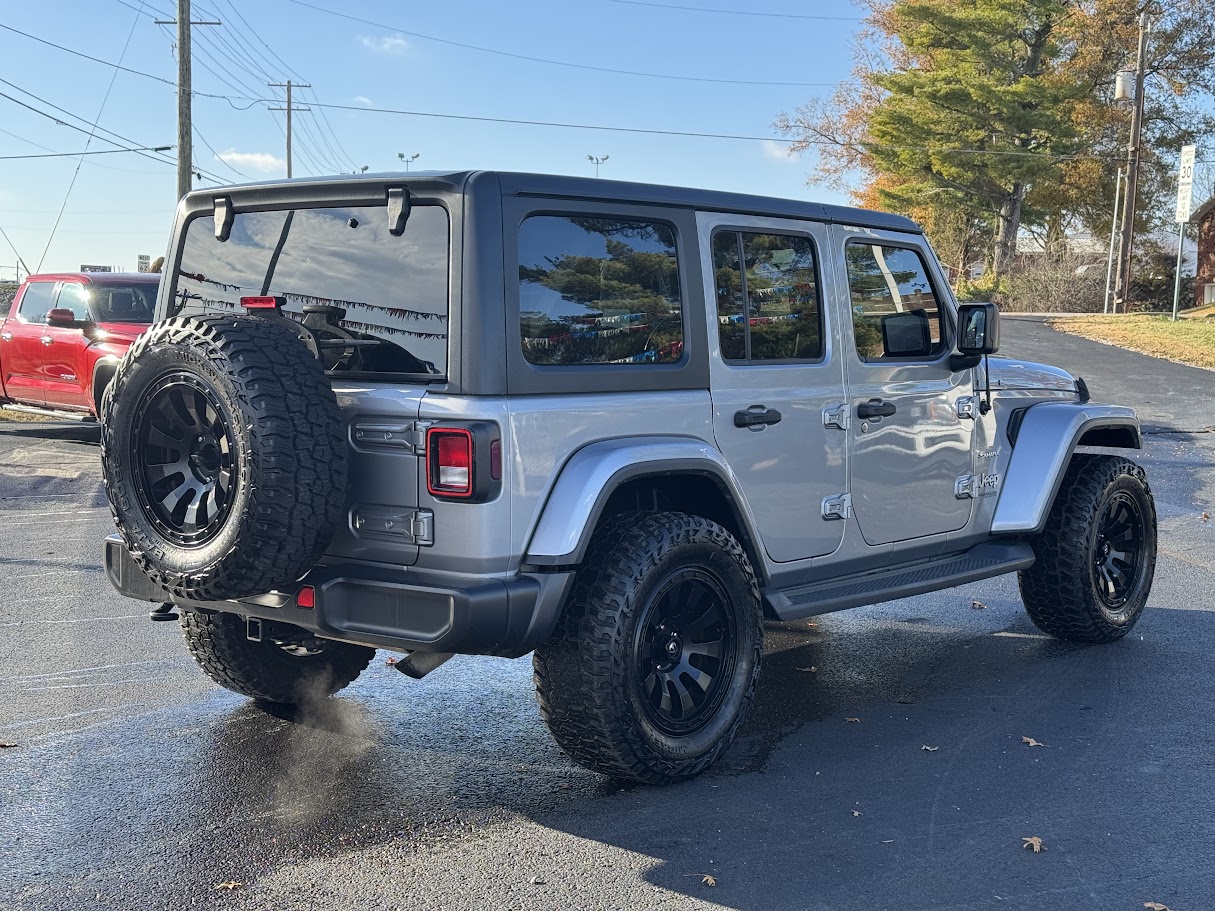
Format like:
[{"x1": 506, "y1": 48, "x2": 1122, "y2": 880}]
[{"x1": 173, "y1": 204, "x2": 450, "y2": 376}]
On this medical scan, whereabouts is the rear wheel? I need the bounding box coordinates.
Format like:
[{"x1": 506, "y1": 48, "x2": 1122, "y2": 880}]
[
  {"x1": 533, "y1": 511, "x2": 762, "y2": 784},
  {"x1": 1019, "y1": 455, "x2": 1156, "y2": 643},
  {"x1": 181, "y1": 611, "x2": 374, "y2": 704}
]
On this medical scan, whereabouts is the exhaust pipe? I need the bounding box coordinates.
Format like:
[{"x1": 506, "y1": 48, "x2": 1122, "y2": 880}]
[{"x1": 393, "y1": 651, "x2": 454, "y2": 680}]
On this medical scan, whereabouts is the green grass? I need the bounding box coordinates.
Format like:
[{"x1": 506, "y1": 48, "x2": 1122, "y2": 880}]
[{"x1": 1048, "y1": 314, "x2": 1215, "y2": 370}]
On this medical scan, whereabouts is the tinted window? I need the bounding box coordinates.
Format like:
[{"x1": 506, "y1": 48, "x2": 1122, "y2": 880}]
[
  {"x1": 55, "y1": 283, "x2": 91, "y2": 320},
  {"x1": 519, "y1": 216, "x2": 683, "y2": 366},
  {"x1": 87, "y1": 283, "x2": 157, "y2": 323},
  {"x1": 713, "y1": 230, "x2": 823, "y2": 363},
  {"x1": 175, "y1": 205, "x2": 449, "y2": 376},
  {"x1": 846, "y1": 243, "x2": 946, "y2": 362},
  {"x1": 17, "y1": 282, "x2": 56, "y2": 323}
]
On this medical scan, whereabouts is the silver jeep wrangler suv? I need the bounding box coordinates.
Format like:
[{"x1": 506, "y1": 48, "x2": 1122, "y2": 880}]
[{"x1": 102, "y1": 171, "x2": 1156, "y2": 783}]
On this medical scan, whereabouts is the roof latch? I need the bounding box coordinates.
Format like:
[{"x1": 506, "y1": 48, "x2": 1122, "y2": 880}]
[{"x1": 387, "y1": 187, "x2": 411, "y2": 236}]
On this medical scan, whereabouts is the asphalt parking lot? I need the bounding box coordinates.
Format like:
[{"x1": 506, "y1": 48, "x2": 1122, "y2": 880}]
[{"x1": 2, "y1": 318, "x2": 1213, "y2": 911}]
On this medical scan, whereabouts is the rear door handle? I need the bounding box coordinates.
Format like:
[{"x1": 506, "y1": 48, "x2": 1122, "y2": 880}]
[
  {"x1": 734, "y1": 406, "x2": 782, "y2": 428},
  {"x1": 40, "y1": 336, "x2": 53, "y2": 345},
  {"x1": 857, "y1": 399, "x2": 896, "y2": 419},
  {"x1": 0, "y1": 332, "x2": 12, "y2": 342}
]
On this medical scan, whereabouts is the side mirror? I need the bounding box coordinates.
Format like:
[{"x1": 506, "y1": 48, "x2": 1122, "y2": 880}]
[
  {"x1": 46, "y1": 308, "x2": 85, "y2": 328},
  {"x1": 957, "y1": 303, "x2": 1000, "y2": 354},
  {"x1": 880, "y1": 310, "x2": 933, "y2": 358},
  {"x1": 950, "y1": 303, "x2": 999, "y2": 371}
]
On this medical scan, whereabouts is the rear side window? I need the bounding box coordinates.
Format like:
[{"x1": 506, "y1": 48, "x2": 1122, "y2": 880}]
[
  {"x1": 174, "y1": 204, "x2": 450, "y2": 376},
  {"x1": 518, "y1": 215, "x2": 683, "y2": 366},
  {"x1": 846, "y1": 242, "x2": 946, "y2": 362},
  {"x1": 712, "y1": 230, "x2": 823, "y2": 363},
  {"x1": 16, "y1": 282, "x2": 56, "y2": 323}
]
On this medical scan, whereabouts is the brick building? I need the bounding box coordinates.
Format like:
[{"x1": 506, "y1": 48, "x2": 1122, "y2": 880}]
[{"x1": 1194, "y1": 196, "x2": 1215, "y2": 308}]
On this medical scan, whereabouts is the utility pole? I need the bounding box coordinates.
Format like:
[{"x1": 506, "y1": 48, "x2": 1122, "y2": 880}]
[
  {"x1": 1112, "y1": 12, "x2": 1150, "y2": 314},
  {"x1": 155, "y1": 3, "x2": 219, "y2": 200},
  {"x1": 268, "y1": 81, "x2": 310, "y2": 178}
]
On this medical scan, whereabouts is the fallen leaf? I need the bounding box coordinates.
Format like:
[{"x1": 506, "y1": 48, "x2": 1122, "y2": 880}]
[
  {"x1": 214, "y1": 882, "x2": 243, "y2": 891},
  {"x1": 1200, "y1": 512, "x2": 1209, "y2": 522},
  {"x1": 845, "y1": 717, "x2": 860, "y2": 723},
  {"x1": 529, "y1": 876, "x2": 546, "y2": 885},
  {"x1": 796, "y1": 666, "x2": 817, "y2": 673},
  {"x1": 1022, "y1": 736, "x2": 1048, "y2": 748},
  {"x1": 1022, "y1": 836, "x2": 1046, "y2": 853},
  {"x1": 971, "y1": 599, "x2": 988, "y2": 610},
  {"x1": 684, "y1": 873, "x2": 716, "y2": 887},
  {"x1": 921, "y1": 745, "x2": 939, "y2": 752},
  {"x1": 1143, "y1": 903, "x2": 1172, "y2": 911},
  {"x1": 385, "y1": 657, "x2": 398, "y2": 666},
  {"x1": 852, "y1": 810, "x2": 863, "y2": 817}
]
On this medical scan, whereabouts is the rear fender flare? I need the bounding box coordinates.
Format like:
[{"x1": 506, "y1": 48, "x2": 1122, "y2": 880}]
[
  {"x1": 92, "y1": 355, "x2": 122, "y2": 416},
  {"x1": 523, "y1": 436, "x2": 765, "y2": 574},
  {"x1": 991, "y1": 403, "x2": 1141, "y2": 534}
]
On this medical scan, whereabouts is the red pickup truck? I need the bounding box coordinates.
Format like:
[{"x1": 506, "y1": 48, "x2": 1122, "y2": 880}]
[{"x1": 0, "y1": 272, "x2": 158, "y2": 418}]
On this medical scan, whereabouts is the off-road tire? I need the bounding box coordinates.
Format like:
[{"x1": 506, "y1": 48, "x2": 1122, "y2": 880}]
[
  {"x1": 101, "y1": 315, "x2": 347, "y2": 601},
  {"x1": 181, "y1": 611, "x2": 373, "y2": 704},
  {"x1": 1019, "y1": 455, "x2": 1156, "y2": 643},
  {"x1": 533, "y1": 511, "x2": 762, "y2": 784}
]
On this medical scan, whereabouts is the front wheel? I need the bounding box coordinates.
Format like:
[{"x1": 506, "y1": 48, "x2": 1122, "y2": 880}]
[
  {"x1": 1019, "y1": 455, "x2": 1156, "y2": 643},
  {"x1": 533, "y1": 512, "x2": 763, "y2": 784},
  {"x1": 181, "y1": 611, "x2": 374, "y2": 704}
]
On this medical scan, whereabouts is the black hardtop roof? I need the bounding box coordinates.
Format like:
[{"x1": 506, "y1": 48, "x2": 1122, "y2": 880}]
[{"x1": 189, "y1": 170, "x2": 923, "y2": 235}]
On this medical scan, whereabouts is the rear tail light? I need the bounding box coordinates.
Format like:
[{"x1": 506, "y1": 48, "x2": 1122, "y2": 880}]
[
  {"x1": 240, "y1": 295, "x2": 284, "y2": 311},
  {"x1": 425, "y1": 424, "x2": 501, "y2": 502},
  {"x1": 427, "y1": 427, "x2": 474, "y2": 498}
]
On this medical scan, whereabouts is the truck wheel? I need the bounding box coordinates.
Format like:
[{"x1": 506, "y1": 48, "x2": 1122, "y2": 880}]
[
  {"x1": 533, "y1": 511, "x2": 762, "y2": 784},
  {"x1": 101, "y1": 315, "x2": 347, "y2": 601},
  {"x1": 1019, "y1": 455, "x2": 1156, "y2": 643},
  {"x1": 181, "y1": 611, "x2": 373, "y2": 704}
]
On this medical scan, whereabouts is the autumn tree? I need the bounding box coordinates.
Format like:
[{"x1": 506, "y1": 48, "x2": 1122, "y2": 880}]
[{"x1": 778, "y1": 0, "x2": 1215, "y2": 283}]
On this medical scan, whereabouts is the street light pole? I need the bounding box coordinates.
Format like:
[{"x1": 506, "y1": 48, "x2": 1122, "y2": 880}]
[
  {"x1": 398, "y1": 152, "x2": 420, "y2": 172},
  {"x1": 1112, "y1": 12, "x2": 1151, "y2": 314},
  {"x1": 587, "y1": 154, "x2": 609, "y2": 178}
]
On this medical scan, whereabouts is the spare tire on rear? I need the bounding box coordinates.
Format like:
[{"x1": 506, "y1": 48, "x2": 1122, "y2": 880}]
[{"x1": 101, "y1": 314, "x2": 347, "y2": 601}]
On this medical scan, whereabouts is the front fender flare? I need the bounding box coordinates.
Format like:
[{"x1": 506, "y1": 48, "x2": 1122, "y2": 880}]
[
  {"x1": 523, "y1": 435, "x2": 764, "y2": 570},
  {"x1": 991, "y1": 403, "x2": 1141, "y2": 534}
]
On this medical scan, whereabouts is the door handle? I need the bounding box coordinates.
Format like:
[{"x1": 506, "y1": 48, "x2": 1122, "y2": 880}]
[
  {"x1": 40, "y1": 336, "x2": 53, "y2": 345},
  {"x1": 734, "y1": 406, "x2": 782, "y2": 428},
  {"x1": 0, "y1": 332, "x2": 12, "y2": 342},
  {"x1": 857, "y1": 398, "x2": 896, "y2": 419}
]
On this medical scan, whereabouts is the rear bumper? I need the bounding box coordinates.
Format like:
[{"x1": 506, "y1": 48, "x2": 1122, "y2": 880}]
[{"x1": 104, "y1": 535, "x2": 573, "y2": 658}]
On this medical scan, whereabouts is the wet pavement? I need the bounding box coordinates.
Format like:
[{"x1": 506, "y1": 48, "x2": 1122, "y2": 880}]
[{"x1": 1, "y1": 321, "x2": 1213, "y2": 911}]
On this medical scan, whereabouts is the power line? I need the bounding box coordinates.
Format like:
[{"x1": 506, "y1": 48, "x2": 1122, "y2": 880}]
[
  {"x1": 1, "y1": 146, "x2": 172, "y2": 160},
  {"x1": 0, "y1": 20, "x2": 259, "y2": 107},
  {"x1": 0, "y1": 222, "x2": 32, "y2": 277},
  {"x1": 37, "y1": 0, "x2": 146, "y2": 271},
  {"x1": 606, "y1": 0, "x2": 862, "y2": 21},
  {"x1": 278, "y1": 0, "x2": 837, "y2": 87},
  {"x1": 301, "y1": 99, "x2": 1119, "y2": 161},
  {"x1": 192, "y1": 125, "x2": 248, "y2": 178}
]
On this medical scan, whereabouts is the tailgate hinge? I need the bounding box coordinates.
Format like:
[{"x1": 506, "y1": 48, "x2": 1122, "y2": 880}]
[{"x1": 351, "y1": 420, "x2": 432, "y2": 453}]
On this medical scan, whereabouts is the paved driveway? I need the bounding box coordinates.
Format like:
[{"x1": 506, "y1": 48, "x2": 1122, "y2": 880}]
[{"x1": 1, "y1": 320, "x2": 1212, "y2": 911}]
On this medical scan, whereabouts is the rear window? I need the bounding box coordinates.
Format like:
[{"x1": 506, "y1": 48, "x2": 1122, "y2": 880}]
[
  {"x1": 518, "y1": 215, "x2": 684, "y2": 366},
  {"x1": 173, "y1": 204, "x2": 450, "y2": 376}
]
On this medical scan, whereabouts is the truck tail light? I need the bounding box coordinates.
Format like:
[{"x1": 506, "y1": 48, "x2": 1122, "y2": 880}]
[
  {"x1": 240, "y1": 296, "x2": 284, "y2": 311},
  {"x1": 427, "y1": 427, "x2": 474, "y2": 498}
]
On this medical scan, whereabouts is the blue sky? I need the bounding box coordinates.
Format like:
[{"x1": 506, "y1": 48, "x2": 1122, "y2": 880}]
[{"x1": 0, "y1": 0, "x2": 866, "y2": 279}]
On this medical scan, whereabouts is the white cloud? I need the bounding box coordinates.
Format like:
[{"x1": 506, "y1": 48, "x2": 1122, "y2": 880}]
[
  {"x1": 761, "y1": 140, "x2": 799, "y2": 164},
  {"x1": 352, "y1": 95, "x2": 374, "y2": 107},
  {"x1": 359, "y1": 33, "x2": 408, "y2": 55},
  {"x1": 215, "y1": 149, "x2": 286, "y2": 173}
]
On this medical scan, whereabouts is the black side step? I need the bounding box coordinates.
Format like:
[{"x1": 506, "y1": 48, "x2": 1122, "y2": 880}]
[{"x1": 763, "y1": 542, "x2": 1035, "y2": 621}]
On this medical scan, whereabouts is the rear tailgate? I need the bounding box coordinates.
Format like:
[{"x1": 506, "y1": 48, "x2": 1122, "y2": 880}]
[{"x1": 326, "y1": 386, "x2": 428, "y2": 566}]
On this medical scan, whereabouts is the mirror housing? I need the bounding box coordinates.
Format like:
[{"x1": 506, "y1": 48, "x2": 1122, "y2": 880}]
[
  {"x1": 957, "y1": 302, "x2": 1000, "y2": 354},
  {"x1": 46, "y1": 308, "x2": 86, "y2": 329}
]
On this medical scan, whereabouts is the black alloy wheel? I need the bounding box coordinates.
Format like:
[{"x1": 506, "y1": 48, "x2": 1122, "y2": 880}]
[
  {"x1": 1092, "y1": 490, "x2": 1146, "y2": 614},
  {"x1": 131, "y1": 371, "x2": 238, "y2": 547},
  {"x1": 633, "y1": 569, "x2": 737, "y2": 736}
]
